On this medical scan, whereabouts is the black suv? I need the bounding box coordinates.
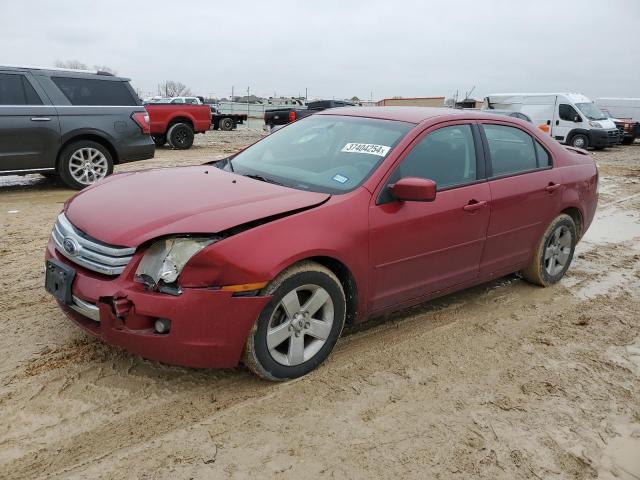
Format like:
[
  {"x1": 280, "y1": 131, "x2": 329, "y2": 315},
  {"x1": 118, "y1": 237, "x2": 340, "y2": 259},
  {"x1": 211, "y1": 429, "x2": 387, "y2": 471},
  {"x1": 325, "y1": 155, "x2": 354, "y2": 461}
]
[{"x1": 0, "y1": 66, "x2": 154, "y2": 189}]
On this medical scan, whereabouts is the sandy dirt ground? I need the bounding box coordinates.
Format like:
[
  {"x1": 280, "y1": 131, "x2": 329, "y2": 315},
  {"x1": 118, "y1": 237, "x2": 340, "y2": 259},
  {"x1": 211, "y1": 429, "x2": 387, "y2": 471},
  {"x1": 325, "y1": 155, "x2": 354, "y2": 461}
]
[{"x1": 1, "y1": 131, "x2": 639, "y2": 479}]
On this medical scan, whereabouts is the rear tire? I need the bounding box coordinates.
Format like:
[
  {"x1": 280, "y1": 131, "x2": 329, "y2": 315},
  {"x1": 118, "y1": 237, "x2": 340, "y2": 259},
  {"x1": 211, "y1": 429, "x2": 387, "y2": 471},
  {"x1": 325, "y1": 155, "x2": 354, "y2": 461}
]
[
  {"x1": 152, "y1": 135, "x2": 166, "y2": 147},
  {"x1": 167, "y1": 123, "x2": 194, "y2": 149},
  {"x1": 522, "y1": 214, "x2": 576, "y2": 287},
  {"x1": 243, "y1": 261, "x2": 346, "y2": 381},
  {"x1": 570, "y1": 134, "x2": 589, "y2": 149},
  {"x1": 219, "y1": 117, "x2": 234, "y2": 131},
  {"x1": 57, "y1": 140, "x2": 113, "y2": 190}
]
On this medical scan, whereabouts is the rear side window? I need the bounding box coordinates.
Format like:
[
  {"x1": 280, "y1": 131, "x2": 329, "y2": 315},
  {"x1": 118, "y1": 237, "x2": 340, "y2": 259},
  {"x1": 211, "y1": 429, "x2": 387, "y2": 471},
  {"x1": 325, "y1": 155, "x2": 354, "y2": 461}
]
[
  {"x1": 484, "y1": 124, "x2": 539, "y2": 176},
  {"x1": 51, "y1": 76, "x2": 136, "y2": 105},
  {"x1": 392, "y1": 125, "x2": 477, "y2": 190},
  {"x1": 0, "y1": 73, "x2": 43, "y2": 105},
  {"x1": 534, "y1": 141, "x2": 551, "y2": 167}
]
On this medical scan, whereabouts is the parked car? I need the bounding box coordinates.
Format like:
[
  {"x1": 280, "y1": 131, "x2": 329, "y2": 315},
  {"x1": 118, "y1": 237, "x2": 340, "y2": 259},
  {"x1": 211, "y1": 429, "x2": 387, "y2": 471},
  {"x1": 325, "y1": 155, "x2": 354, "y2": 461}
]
[
  {"x1": 45, "y1": 107, "x2": 598, "y2": 380},
  {"x1": 595, "y1": 99, "x2": 640, "y2": 145},
  {"x1": 485, "y1": 93, "x2": 620, "y2": 149},
  {"x1": 0, "y1": 65, "x2": 154, "y2": 189},
  {"x1": 145, "y1": 101, "x2": 247, "y2": 148},
  {"x1": 599, "y1": 108, "x2": 639, "y2": 145},
  {"x1": 264, "y1": 99, "x2": 353, "y2": 130},
  {"x1": 146, "y1": 96, "x2": 204, "y2": 105}
]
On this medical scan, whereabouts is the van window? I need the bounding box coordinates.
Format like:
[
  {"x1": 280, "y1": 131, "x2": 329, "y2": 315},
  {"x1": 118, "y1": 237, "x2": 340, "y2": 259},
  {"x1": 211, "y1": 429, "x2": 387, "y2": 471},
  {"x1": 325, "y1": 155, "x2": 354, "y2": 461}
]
[
  {"x1": 390, "y1": 125, "x2": 477, "y2": 190},
  {"x1": 52, "y1": 77, "x2": 136, "y2": 106},
  {"x1": 559, "y1": 104, "x2": 580, "y2": 122},
  {"x1": 484, "y1": 125, "x2": 539, "y2": 176},
  {"x1": 0, "y1": 73, "x2": 43, "y2": 105}
]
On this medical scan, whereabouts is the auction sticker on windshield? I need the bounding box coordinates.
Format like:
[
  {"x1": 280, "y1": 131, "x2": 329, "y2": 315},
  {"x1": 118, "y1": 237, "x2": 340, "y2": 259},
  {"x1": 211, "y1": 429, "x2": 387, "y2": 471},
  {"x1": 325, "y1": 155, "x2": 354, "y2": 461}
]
[{"x1": 341, "y1": 143, "x2": 391, "y2": 156}]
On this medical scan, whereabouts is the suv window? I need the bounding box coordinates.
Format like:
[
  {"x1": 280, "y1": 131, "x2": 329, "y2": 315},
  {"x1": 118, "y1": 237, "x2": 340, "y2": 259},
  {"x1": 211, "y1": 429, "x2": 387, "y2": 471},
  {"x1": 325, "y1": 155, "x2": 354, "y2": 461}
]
[
  {"x1": 51, "y1": 76, "x2": 136, "y2": 106},
  {"x1": 391, "y1": 124, "x2": 477, "y2": 190},
  {"x1": 0, "y1": 73, "x2": 43, "y2": 105},
  {"x1": 559, "y1": 104, "x2": 580, "y2": 122},
  {"x1": 484, "y1": 124, "x2": 542, "y2": 176}
]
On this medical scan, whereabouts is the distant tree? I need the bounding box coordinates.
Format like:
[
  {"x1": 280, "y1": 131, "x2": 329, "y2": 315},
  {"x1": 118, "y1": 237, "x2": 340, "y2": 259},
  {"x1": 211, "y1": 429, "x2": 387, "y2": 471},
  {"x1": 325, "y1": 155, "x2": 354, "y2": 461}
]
[
  {"x1": 55, "y1": 59, "x2": 88, "y2": 70},
  {"x1": 350, "y1": 96, "x2": 361, "y2": 103},
  {"x1": 54, "y1": 60, "x2": 117, "y2": 75},
  {"x1": 160, "y1": 80, "x2": 192, "y2": 97}
]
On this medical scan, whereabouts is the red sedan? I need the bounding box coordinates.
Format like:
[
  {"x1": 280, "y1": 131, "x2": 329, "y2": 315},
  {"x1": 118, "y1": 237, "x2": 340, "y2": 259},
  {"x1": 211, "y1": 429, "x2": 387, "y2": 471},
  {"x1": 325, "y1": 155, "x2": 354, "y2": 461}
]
[{"x1": 45, "y1": 107, "x2": 598, "y2": 380}]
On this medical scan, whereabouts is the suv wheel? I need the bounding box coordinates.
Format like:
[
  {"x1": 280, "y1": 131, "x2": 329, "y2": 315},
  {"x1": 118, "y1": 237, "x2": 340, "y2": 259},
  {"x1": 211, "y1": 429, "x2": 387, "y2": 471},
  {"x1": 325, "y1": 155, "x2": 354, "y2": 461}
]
[
  {"x1": 243, "y1": 261, "x2": 346, "y2": 381},
  {"x1": 522, "y1": 214, "x2": 576, "y2": 287},
  {"x1": 167, "y1": 123, "x2": 194, "y2": 149},
  {"x1": 570, "y1": 134, "x2": 589, "y2": 149},
  {"x1": 219, "y1": 117, "x2": 234, "y2": 131},
  {"x1": 152, "y1": 135, "x2": 167, "y2": 147},
  {"x1": 58, "y1": 141, "x2": 113, "y2": 190}
]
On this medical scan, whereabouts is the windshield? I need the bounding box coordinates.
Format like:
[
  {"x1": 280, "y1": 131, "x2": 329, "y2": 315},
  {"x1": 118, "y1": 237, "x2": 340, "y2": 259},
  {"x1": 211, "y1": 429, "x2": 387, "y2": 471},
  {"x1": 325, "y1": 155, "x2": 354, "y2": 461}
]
[
  {"x1": 575, "y1": 102, "x2": 607, "y2": 121},
  {"x1": 224, "y1": 115, "x2": 413, "y2": 193}
]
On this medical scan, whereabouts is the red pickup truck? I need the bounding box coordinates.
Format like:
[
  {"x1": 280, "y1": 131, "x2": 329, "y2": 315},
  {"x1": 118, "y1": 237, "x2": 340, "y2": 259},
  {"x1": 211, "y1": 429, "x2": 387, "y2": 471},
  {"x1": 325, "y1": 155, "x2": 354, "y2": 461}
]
[{"x1": 145, "y1": 103, "x2": 248, "y2": 149}]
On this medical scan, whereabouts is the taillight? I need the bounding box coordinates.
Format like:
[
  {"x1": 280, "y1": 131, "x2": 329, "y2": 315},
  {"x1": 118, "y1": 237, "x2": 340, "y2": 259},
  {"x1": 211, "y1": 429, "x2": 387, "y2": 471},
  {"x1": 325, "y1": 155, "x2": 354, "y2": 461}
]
[
  {"x1": 132, "y1": 111, "x2": 150, "y2": 134},
  {"x1": 289, "y1": 111, "x2": 296, "y2": 122}
]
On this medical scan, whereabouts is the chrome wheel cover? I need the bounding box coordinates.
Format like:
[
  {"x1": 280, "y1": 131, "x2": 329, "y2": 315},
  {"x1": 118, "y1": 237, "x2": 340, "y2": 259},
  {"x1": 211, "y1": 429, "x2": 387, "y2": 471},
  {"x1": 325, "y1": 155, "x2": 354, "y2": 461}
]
[
  {"x1": 544, "y1": 225, "x2": 572, "y2": 276},
  {"x1": 68, "y1": 147, "x2": 108, "y2": 185},
  {"x1": 266, "y1": 284, "x2": 334, "y2": 366}
]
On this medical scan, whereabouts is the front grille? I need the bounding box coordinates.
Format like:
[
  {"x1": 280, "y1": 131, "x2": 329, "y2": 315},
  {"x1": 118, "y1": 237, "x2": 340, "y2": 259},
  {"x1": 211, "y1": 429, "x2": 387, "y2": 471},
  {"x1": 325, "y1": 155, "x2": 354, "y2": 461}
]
[{"x1": 51, "y1": 213, "x2": 135, "y2": 275}]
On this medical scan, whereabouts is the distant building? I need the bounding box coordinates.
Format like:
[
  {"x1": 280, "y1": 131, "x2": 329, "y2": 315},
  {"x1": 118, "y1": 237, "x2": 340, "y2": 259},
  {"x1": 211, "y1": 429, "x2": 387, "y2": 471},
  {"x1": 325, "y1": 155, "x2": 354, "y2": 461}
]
[{"x1": 376, "y1": 96, "x2": 445, "y2": 107}]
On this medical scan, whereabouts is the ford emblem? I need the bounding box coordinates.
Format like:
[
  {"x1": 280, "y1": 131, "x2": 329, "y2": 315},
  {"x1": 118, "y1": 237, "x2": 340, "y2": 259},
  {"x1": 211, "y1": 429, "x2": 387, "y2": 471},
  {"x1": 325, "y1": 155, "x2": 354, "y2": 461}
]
[{"x1": 62, "y1": 237, "x2": 80, "y2": 256}]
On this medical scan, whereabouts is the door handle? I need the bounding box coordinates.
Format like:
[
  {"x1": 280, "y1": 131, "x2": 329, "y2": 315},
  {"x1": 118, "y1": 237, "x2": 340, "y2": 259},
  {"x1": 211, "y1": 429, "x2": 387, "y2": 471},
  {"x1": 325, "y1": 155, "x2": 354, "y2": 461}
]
[
  {"x1": 555, "y1": 120, "x2": 559, "y2": 126},
  {"x1": 30, "y1": 117, "x2": 51, "y2": 121},
  {"x1": 545, "y1": 183, "x2": 561, "y2": 193},
  {"x1": 463, "y1": 200, "x2": 487, "y2": 212}
]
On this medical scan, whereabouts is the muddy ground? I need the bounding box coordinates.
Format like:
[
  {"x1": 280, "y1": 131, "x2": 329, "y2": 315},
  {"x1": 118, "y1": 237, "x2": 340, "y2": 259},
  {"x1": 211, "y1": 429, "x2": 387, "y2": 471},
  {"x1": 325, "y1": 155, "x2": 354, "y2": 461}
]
[{"x1": 1, "y1": 131, "x2": 639, "y2": 479}]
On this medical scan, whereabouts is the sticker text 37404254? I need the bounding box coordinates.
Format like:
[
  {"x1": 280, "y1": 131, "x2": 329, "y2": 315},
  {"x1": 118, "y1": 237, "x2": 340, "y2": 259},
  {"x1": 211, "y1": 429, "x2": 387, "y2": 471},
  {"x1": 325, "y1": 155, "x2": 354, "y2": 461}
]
[{"x1": 341, "y1": 143, "x2": 391, "y2": 157}]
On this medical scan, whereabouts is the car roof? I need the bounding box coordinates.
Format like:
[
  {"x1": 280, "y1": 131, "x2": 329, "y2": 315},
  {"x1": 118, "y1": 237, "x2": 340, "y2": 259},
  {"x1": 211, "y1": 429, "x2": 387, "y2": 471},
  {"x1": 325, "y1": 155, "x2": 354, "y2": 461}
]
[
  {"x1": 0, "y1": 64, "x2": 128, "y2": 81},
  {"x1": 316, "y1": 106, "x2": 521, "y2": 124}
]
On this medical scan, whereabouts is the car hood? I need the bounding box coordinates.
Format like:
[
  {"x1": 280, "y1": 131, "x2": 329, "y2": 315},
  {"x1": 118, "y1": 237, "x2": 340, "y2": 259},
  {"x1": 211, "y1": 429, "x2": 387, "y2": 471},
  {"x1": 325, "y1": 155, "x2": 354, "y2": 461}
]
[{"x1": 65, "y1": 166, "x2": 330, "y2": 247}]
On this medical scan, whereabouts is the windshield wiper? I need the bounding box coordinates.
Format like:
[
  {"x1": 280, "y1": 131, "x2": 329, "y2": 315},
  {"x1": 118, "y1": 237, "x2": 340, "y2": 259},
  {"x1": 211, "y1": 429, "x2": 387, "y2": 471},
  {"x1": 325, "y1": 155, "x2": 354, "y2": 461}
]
[{"x1": 243, "y1": 173, "x2": 284, "y2": 186}]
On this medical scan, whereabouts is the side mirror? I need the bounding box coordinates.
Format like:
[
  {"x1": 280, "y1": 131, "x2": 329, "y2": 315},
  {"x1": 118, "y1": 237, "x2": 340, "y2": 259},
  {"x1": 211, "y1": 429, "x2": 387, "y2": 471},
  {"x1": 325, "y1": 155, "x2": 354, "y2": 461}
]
[
  {"x1": 573, "y1": 115, "x2": 581, "y2": 123},
  {"x1": 389, "y1": 177, "x2": 437, "y2": 202}
]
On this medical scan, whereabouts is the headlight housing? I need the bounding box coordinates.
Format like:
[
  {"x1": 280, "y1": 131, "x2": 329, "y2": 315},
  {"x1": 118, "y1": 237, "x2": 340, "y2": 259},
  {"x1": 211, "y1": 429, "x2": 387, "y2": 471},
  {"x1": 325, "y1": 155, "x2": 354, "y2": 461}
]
[
  {"x1": 588, "y1": 121, "x2": 602, "y2": 128},
  {"x1": 135, "y1": 237, "x2": 219, "y2": 293}
]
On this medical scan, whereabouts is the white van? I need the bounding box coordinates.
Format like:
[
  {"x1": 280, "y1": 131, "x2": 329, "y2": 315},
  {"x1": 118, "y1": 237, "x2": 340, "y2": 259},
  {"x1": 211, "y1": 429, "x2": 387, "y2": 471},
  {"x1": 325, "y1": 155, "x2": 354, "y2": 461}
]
[{"x1": 484, "y1": 93, "x2": 619, "y2": 149}]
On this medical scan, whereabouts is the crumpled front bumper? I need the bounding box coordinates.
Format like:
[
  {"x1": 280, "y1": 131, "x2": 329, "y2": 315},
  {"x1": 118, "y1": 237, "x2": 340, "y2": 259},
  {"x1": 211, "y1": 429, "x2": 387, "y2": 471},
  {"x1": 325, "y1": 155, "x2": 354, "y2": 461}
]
[{"x1": 46, "y1": 239, "x2": 271, "y2": 369}]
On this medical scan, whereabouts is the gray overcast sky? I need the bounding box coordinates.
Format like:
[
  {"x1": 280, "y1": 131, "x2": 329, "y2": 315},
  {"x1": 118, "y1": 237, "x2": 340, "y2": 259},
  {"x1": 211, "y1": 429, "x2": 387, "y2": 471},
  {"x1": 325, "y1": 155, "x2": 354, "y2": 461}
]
[{"x1": 2, "y1": 0, "x2": 639, "y2": 101}]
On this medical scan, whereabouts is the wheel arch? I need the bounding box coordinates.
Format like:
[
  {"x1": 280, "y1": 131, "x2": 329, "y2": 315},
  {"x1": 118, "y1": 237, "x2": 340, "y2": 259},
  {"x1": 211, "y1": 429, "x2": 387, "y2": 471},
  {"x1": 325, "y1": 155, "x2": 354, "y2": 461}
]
[
  {"x1": 560, "y1": 206, "x2": 584, "y2": 239},
  {"x1": 167, "y1": 116, "x2": 194, "y2": 130},
  {"x1": 57, "y1": 133, "x2": 119, "y2": 165},
  {"x1": 566, "y1": 128, "x2": 589, "y2": 145},
  {"x1": 270, "y1": 256, "x2": 359, "y2": 326}
]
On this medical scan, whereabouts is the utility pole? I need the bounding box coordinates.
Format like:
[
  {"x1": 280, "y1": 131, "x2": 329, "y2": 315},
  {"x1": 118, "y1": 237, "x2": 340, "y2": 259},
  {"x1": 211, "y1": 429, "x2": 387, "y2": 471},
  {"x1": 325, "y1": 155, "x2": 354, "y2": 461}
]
[{"x1": 305, "y1": 87, "x2": 308, "y2": 101}]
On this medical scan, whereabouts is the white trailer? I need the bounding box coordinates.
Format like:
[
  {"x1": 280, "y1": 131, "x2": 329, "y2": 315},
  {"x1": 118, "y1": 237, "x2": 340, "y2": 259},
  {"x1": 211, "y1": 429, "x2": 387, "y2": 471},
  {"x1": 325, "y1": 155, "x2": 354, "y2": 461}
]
[{"x1": 484, "y1": 93, "x2": 619, "y2": 149}]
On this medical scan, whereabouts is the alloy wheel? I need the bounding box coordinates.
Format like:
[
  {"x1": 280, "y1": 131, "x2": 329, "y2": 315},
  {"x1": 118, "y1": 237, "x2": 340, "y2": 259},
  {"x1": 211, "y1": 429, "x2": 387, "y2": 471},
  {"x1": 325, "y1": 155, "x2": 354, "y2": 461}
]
[
  {"x1": 544, "y1": 225, "x2": 572, "y2": 276},
  {"x1": 266, "y1": 284, "x2": 334, "y2": 366},
  {"x1": 68, "y1": 147, "x2": 109, "y2": 185}
]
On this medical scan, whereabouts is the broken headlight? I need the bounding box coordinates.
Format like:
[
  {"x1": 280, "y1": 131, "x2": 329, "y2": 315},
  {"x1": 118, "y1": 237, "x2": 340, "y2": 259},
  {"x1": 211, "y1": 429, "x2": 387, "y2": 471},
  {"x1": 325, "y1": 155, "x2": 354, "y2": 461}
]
[{"x1": 135, "y1": 237, "x2": 219, "y2": 291}]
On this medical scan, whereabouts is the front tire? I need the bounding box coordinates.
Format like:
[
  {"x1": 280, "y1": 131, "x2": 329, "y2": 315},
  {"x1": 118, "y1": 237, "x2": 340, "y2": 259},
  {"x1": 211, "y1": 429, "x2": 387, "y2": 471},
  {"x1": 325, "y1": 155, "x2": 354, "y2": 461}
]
[
  {"x1": 243, "y1": 261, "x2": 346, "y2": 381},
  {"x1": 570, "y1": 133, "x2": 589, "y2": 149},
  {"x1": 167, "y1": 123, "x2": 194, "y2": 149},
  {"x1": 57, "y1": 140, "x2": 113, "y2": 190},
  {"x1": 522, "y1": 214, "x2": 576, "y2": 287}
]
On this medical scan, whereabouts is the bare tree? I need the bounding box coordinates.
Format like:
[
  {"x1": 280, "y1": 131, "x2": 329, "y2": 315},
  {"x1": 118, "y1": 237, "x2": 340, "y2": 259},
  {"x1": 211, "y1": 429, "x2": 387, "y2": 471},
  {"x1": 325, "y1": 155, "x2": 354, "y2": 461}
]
[
  {"x1": 54, "y1": 60, "x2": 117, "y2": 75},
  {"x1": 55, "y1": 59, "x2": 89, "y2": 70},
  {"x1": 160, "y1": 80, "x2": 192, "y2": 97}
]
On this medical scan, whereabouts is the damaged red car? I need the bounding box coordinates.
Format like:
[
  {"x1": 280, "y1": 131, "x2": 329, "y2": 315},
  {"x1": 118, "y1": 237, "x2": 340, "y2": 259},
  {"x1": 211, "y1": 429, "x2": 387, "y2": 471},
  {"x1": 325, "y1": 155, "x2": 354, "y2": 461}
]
[{"x1": 45, "y1": 107, "x2": 598, "y2": 380}]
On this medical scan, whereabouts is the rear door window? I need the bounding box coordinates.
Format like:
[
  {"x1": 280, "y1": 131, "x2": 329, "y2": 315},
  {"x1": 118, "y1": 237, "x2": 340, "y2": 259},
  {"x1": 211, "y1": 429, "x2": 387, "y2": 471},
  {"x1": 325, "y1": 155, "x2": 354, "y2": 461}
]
[
  {"x1": 51, "y1": 76, "x2": 136, "y2": 105},
  {"x1": 0, "y1": 73, "x2": 43, "y2": 105},
  {"x1": 483, "y1": 124, "x2": 545, "y2": 176}
]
